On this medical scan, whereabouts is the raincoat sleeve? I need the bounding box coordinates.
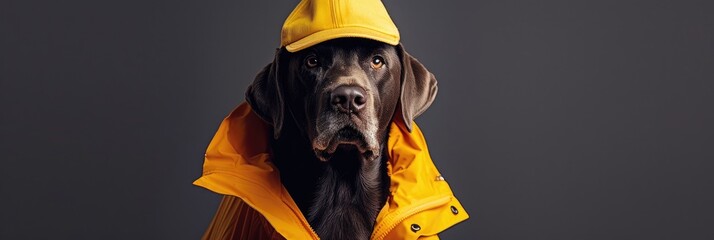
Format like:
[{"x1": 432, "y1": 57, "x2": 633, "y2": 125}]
[{"x1": 202, "y1": 195, "x2": 286, "y2": 240}]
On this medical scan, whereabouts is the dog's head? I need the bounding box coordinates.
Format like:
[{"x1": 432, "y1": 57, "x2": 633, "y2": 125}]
[{"x1": 246, "y1": 38, "x2": 437, "y2": 162}]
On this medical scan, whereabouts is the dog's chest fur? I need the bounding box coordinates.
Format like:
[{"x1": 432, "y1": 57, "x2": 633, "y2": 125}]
[{"x1": 271, "y1": 126, "x2": 389, "y2": 240}]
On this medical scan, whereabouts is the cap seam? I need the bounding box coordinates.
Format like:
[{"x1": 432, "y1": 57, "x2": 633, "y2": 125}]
[
  {"x1": 330, "y1": 0, "x2": 338, "y2": 28},
  {"x1": 336, "y1": 0, "x2": 342, "y2": 27}
]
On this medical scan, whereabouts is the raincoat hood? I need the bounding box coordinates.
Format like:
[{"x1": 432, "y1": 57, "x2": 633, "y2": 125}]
[{"x1": 194, "y1": 103, "x2": 469, "y2": 239}]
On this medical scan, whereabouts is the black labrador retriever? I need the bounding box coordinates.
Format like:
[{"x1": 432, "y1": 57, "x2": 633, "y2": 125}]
[{"x1": 246, "y1": 37, "x2": 437, "y2": 240}]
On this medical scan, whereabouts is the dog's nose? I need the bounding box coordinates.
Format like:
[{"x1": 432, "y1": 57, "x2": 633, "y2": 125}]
[{"x1": 331, "y1": 85, "x2": 366, "y2": 113}]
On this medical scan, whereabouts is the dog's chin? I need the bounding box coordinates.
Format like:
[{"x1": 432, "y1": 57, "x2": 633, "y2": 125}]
[
  {"x1": 315, "y1": 142, "x2": 377, "y2": 162},
  {"x1": 313, "y1": 128, "x2": 378, "y2": 162}
]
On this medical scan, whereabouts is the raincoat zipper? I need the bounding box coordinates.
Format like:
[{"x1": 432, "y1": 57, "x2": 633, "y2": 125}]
[
  {"x1": 279, "y1": 185, "x2": 321, "y2": 239},
  {"x1": 293, "y1": 207, "x2": 319, "y2": 239}
]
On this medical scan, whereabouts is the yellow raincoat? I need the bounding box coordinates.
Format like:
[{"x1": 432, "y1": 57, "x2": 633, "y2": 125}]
[{"x1": 194, "y1": 103, "x2": 469, "y2": 239}]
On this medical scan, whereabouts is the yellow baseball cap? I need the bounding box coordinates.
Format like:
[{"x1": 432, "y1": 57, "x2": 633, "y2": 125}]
[{"x1": 281, "y1": 0, "x2": 400, "y2": 52}]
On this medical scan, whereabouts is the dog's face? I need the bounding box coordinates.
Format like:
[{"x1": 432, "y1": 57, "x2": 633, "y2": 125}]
[
  {"x1": 285, "y1": 38, "x2": 400, "y2": 161},
  {"x1": 247, "y1": 38, "x2": 438, "y2": 162}
]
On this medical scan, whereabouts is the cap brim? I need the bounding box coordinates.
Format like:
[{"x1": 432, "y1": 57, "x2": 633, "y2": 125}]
[{"x1": 285, "y1": 26, "x2": 399, "y2": 52}]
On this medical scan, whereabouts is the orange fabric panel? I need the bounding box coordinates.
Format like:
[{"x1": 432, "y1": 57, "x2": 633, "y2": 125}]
[{"x1": 202, "y1": 195, "x2": 285, "y2": 240}]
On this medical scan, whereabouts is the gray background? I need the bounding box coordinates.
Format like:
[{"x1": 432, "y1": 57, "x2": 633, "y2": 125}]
[{"x1": 1, "y1": 0, "x2": 713, "y2": 239}]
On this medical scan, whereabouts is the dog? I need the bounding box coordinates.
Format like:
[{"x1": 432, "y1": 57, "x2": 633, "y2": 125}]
[{"x1": 245, "y1": 37, "x2": 437, "y2": 239}]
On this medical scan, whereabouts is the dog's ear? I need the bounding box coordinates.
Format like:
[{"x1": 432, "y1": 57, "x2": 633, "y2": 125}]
[
  {"x1": 396, "y1": 44, "x2": 438, "y2": 132},
  {"x1": 245, "y1": 48, "x2": 286, "y2": 139}
]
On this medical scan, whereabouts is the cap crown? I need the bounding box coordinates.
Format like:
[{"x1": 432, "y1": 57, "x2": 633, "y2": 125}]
[{"x1": 281, "y1": 0, "x2": 400, "y2": 52}]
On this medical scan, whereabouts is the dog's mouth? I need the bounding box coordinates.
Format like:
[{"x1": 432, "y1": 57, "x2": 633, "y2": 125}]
[{"x1": 313, "y1": 127, "x2": 377, "y2": 161}]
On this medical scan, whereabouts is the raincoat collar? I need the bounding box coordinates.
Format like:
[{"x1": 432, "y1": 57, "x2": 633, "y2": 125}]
[{"x1": 194, "y1": 103, "x2": 468, "y2": 239}]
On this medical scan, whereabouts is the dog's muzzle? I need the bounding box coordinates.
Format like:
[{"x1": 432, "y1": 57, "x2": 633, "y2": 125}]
[{"x1": 312, "y1": 85, "x2": 380, "y2": 162}]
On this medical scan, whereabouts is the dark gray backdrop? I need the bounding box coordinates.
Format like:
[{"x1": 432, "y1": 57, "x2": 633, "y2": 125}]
[{"x1": 2, "y1": 0, "x2": 713, "y2": 239}]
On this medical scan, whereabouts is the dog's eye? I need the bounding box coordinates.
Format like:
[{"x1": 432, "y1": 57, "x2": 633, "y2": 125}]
[
  {"x1": 305, "y1": 56, "x2": 319, "y2": 68},
  {"x1": 371, "y1": 56, "x2": 385, "y2": 69}
]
